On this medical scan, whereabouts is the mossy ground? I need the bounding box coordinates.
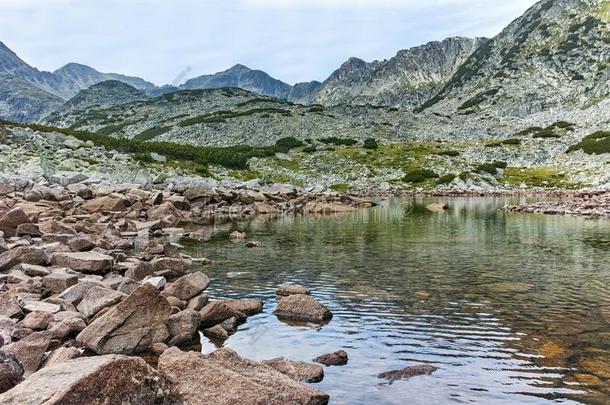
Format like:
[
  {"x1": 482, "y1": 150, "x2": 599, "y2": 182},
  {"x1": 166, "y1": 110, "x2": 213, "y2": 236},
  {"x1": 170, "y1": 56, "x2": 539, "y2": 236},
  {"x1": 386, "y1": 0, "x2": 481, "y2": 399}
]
[{"x1": 503, "y1": 167, "x2": 579, "y2": 189}]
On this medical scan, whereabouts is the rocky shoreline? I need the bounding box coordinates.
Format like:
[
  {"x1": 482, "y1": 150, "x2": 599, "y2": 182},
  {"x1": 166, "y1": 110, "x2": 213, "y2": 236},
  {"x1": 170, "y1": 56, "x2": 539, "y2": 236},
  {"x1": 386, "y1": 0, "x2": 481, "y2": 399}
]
[
  {"x1": 0, "y1": 181, "x2": 382, "y2": 404},
  {"x1": 504, "y1": 191, "x2": 610, "y2": 219}
]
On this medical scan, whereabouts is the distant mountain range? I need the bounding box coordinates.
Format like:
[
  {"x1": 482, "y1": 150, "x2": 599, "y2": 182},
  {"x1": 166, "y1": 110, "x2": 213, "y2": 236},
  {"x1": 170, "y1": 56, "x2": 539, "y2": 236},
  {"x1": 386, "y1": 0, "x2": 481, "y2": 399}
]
[{"x1": 0, "y1": 0, "x2": 609, "y2": 124}]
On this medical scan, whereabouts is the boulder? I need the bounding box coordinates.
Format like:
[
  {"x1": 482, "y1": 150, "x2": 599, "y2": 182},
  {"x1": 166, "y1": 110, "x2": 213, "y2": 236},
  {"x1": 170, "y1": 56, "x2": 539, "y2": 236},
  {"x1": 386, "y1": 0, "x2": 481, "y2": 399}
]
[
  {"x1": 80, "y1": 195, "x2": 128, "y2": 213},
  {"x1": 51, "y1": 252, "x2": 113, "y2": 274},
  {"x1": 21, "y1": 311, "x2": 54, "y2": 330},
  {"x1": 150, "y1": 257, "x2": 192, "y2": 276},
  {"x1": 42, "y1": 346, "x2": 82, "y2": 368},
  {"x1": 187, "y1": 293, "x2": 209, "y2": 311},
  {"x1": 164, "y1": 272, "x2": 210, "y2": 300},
  {"x1": 313, "y1": 350, "x2": 348, "y2": 366},
  {"x1": 20, "y1": 264, "x2": 50, "y2": 277},
  {"x1": 142, "y1": 276, "x2": 166, "y2": 289},
  {"x1": 76, "y1": 286, "x2": 125, "y2": 318},
  {"x1": 147, "y1": 202, "x2": 179, "y2": 221},
  {"x1": 16, "y1": 223, "x2": 41, "y2": 237},
  {"x1": 57, "y1": 281, "x2": 103, "y2": 305},
  {"x1": 42, "y1": 273, "x2": 79, "y2": 294},
  {"x1": 262, "y1": 357, "x2": 324, "y2": 383},
  {"x1": 224, "y1": 299, "x2": 263, "y2": 316},
  {"x1": 166, "y1": 309, "x2": 200, "y2": 346},
  {"x1": 2, "y1": 331, "x2": 51, "y2": 376},
  {"x1": 229, "y1": 231, "x2": 247, "y2": 240},
  {"x1": 203, "y1": 324, "x2": 230, "y2": 342},
  {"x1": 158, "y1": 347, "x2": 329, "y2": 405},
  {"x1": 274, "y1": 295, "x2": 332, "y2": 324},
  {"x1": 199, "y1": 301, "x2": 246, "y2": 328},
  {"x1": 76, "y1": 284, "x2": 171, "y2": 355},
  {"x1": 0, "y1": 297, "x2": 23, "y2": 319},
  {"x1": 38, "y1": 220, "x2": 77, "y2": 236},
  {"x1": 0, "y1": 208, "x2": 31, "y2": 237},
  {"x1": 67, "y1": 235, "x2": 96, "y2": 252},
  {"x1": 0, "y1": 355, "x2": 171, "y2": 404},
  {"x1": 0, "y1": 351, "x2": 23, "y2": 394},
  {"x1": 377, "y1": 364, "x2": 438, "y2": 382},
  {"x1": 0, "y1": 247, "x2": 47, "y2": 272},
  {"x1": 277, "y1": 284, "x2": 310, "y2": 296}
]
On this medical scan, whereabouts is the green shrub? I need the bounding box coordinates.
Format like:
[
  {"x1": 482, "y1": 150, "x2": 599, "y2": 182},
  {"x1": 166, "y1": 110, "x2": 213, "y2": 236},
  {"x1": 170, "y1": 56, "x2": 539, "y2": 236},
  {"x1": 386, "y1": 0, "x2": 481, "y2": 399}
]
[
  {"x1": 363, "y1": 138, "x2": 378, "y2": 150},
  {"x1": 475, "y1": 161, "x2": 507, "y2": 174},
  {"x1": 437, "y1": 150, "x2": 460, "y2": 156},
  {"x1": 567, "y1": 131, "x2": 610, "y2": 154},
  {"x1": 302, "y1": 146, "x2": 317, "y2": 153},
  {"x1": 516, "y1": 126, "x2": 543, "y2": 136},
  {"x1": 308, "y1": 106, "x2": 325, "y2": 113},
  {"x1": 437, "y1": 174, "x2": 456, "y2": 184},
  {"x1": 319, "y1": 137, "x2": 358, "y2": 146},
  {"x1": 133, "y1": 126, "x2": 172, "y2": 142},
  {"x1": 501, "y1": 138, "x2": 521, "y2": 145},
  {"x1": 402, "y1": 169, "x2": 439, "y2": 184},
  {"x1": 275, "y1": 137, "x2": 304, "y2": 152}
]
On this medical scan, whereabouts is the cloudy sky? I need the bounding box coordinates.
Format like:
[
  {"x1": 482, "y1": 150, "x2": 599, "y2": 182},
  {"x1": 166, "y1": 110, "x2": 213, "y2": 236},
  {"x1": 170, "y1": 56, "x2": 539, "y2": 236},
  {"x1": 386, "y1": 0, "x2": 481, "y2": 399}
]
[{"x1": 1, "y1": 0, "x2": 538, "y2": 86}]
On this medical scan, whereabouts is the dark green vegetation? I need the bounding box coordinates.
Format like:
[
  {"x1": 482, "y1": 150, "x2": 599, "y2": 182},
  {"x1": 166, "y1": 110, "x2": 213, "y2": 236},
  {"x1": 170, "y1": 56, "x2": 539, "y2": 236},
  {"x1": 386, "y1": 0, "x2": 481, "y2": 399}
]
[
  {"x1": 567, "y1": 131, "x2": 610, "y2": 154},
  {"x1": 319, "y1": 137, "x2": 358, "y2": 146},
  {"x1": 486, "y1": 138, "x2": 522, "y2": 147},
  {"x1": 0, "y1": 120, "x2": 305, "y2": 171},
  {"x1": 436, "y1": 150, "x2": 460, "y2": 156},
  {"x1": 275, "y1": 137, "x2": 304, "y2": 151},
  {"x1": 475, "y1": 161, "x2": 507, "y2": 174},
  {"x1": 363, "y1": 138, "x2": 379, "y2": 150},
  {"x1": 178, "y1": 108, "x2": 292, "y2": 127},
  {"x1": 458, "y1": 88, "x2": 500, "y2": 110},
  {"x1": 437, "y1": 174, "x2": 456, "y2": 184},
  {"x1": 133, "y1": 126, "x2": 172, "y2": 142},
  {"x1": 516, "y1": 121, "x2": 575, "y2": 139},
  {"x1": 402, "y1": 169, "x2": 439, "y2": 184}
]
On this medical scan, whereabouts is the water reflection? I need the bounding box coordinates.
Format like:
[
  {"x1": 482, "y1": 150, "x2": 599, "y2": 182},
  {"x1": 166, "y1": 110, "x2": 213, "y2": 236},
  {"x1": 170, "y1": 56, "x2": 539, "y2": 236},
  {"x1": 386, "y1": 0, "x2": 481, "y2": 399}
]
[{"x1": 184, "y1": 197, "x2": 610, "y2": 404}]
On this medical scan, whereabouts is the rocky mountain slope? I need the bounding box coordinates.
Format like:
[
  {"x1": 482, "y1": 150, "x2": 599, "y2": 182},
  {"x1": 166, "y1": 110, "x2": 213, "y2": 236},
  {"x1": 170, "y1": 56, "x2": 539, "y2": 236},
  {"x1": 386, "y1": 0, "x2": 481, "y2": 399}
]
[
  {"x1": 180, "y1": 64, "x2": 293, "y2": 100},
  {"x1": 0, "y1": 41, "x2": 155, "y2": 121},
  {"x1": 50, "y1": 80, "x2": 149, "y2": 116},
  {"x1": 0, "y1": 75, "x2": 63, "y2": 122},
  {"x1": 417, "y1": 0, "x2": 610, "y2": 116},
  {"x1": 313, "y1": 37, "x2": 486, "y2": 108}
]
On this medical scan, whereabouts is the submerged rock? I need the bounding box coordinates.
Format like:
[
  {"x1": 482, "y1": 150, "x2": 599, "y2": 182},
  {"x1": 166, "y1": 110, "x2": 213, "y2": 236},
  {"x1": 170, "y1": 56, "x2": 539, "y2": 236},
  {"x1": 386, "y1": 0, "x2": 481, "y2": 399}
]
[
  {"x1": 274, "y1": 294, "x2": 332, "y2": 324},
  {"x1": 378, "y1": 364, "x2": 438, "y2": 383},
  {"x1": 158, "y1": 347, "x2": 329, "y2": 405},
  {"x1": 313, "y1": 350, "x2": 348, "y2": 366},
  {"x1": 277, "y1": 284, "x2": 310, "y2": 296}
]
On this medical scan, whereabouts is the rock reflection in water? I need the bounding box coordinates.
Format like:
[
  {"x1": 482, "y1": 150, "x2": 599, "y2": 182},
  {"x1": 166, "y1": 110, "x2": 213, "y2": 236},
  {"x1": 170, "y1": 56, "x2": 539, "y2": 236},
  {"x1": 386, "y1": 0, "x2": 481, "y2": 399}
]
[{"x1": 185, "y1": 196, "x2": 610, "y2": 404}]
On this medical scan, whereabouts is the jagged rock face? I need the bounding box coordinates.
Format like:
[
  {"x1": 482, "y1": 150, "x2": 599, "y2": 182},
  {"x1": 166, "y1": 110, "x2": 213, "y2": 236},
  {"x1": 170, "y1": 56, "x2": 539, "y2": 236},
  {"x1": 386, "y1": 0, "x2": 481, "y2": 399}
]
[
  {"x1": 419, "y1": 0, "x2": 610, "y2": 116},
  {"x1": 50, "y1": 80, "x2": 148, "y2": 116},
  {"x1": 180, "y1": 64, "x2": 293, "y2": 100},
  {"x1": 0, "y1": 75, "x2": 63, "y2": 122},
  {"x1": 287, "y1": 81, "x2": 323, "y2": 105},
  {"x1": 313, "y1": 37, "x2": 484, "y2": 108}
]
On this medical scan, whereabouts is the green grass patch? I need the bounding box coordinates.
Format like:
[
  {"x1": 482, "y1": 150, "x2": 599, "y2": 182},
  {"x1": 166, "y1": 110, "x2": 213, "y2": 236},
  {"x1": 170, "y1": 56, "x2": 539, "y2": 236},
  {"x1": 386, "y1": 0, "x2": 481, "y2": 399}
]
[
  {"x1": 437, "y1": 174, "x2": 456, "y2": 184},
  {"x1": 437, "y1": 150, "x2": 460, "y2": 156},
  {"x1": 475, "y1": 161, "x2": 507, "y2": 174},
  {"x1": 503, "y1": 167, "x2": 578, "y2": 188},
  {"x1": 133, "y1": 126, "x2": 173, "y2": 142},
  {"x1": 566, "y1": 131, "x2": 610, "y2": 154},
  {"x1": 330, "y1": 183, "x2": 350, "y2": 192},
  {"x1": 363, "y1": 138, "x2": 378, "y2": 150}
]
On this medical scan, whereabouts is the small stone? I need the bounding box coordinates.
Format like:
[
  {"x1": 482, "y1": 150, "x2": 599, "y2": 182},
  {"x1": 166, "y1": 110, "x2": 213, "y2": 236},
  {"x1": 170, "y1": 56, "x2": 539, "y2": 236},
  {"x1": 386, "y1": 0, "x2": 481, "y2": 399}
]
[
  {"x1": 378, "y1": 364, "x2": 438, "y2": 383},
  {"x1": 21, "y1": 311, "x2": 54, "y2": 330},
  {"x1": 164, "y1": 272, "x2": 210, "y2": 301},
  {"x1": 142, "y1": 276, "x2": 166, "y2": 289},
  {"x1": 187, "y1": 294, "x2": 209, "y2": 311}
]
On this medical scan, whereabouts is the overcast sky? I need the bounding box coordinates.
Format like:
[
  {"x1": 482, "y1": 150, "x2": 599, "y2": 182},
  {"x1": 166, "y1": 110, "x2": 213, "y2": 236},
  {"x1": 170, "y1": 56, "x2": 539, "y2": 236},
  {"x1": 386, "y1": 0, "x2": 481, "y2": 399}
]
[{"x1": 1, "y1": 0, "x2": 538, "y2": 86}]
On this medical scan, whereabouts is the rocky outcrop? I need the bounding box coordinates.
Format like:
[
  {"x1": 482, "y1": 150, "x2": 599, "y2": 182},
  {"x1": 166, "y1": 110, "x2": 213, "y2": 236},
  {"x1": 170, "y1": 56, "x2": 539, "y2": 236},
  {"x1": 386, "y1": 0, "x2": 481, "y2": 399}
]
[
  {"x1": 313, "y1": 37, "x2": 485, "y2": 108},
  {"x1": 0, "y1": 355, "x2": 171, "y2": 404},
  {"x1": 158, "y1": 347, "x2": 329, "y2": 405},
  {"x1": 57, "y1": 80, "x2": 148, "y2": 115},
  {"x1": 274, "y1": 294, "x2": 333, "y2": 324},
  {"x1": 504, "y1": 191, "x2": 610, "y2": 218},
  {"x1": 75, "y1": 284, "x2": 171, "y2": 355}
]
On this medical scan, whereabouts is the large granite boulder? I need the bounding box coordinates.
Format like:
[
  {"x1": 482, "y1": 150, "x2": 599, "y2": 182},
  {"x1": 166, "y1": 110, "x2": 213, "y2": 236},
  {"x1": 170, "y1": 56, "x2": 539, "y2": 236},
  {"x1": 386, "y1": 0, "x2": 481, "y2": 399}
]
[
  {"x1": 51, "y1": 252, "x2": 113, "y2": 274},
  {"x1": 224, "y1": 299, "x2": 263, "y2": 316},
  {"x1": 164, "y1": 271, "x2": 209, "y2": 300},
  {"x1": 0, "y1": 208, "x2": 31, "y2": 237},
  {"x1": 199, "y1": 301, "x2": 246, "y2": 328},
  {"x1": 80, "y1": 195, "x2": 128, "y2": 213},
  {"x1": 0, "y1": 247, "x2": 48, "y2": 272},
  {"x1": 0, "y1": 355, "x2": 172, "y2": 404},
  {"x1": 76, "y1": 284, "x2": 171, "y2": 355},
  {"x1": 76, "y1": 286, "x2": 125, "y2": 318},
  {"x1": 274, "y1": 294, "x2": 332, "y2": 324},
  {"x1": 158, "y1": 347, "x2": 329, "y2": 405}
]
